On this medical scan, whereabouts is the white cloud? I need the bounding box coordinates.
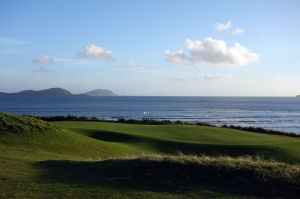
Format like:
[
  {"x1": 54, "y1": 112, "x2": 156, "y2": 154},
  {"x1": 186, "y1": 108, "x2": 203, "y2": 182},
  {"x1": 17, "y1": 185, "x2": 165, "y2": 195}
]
[
  {"x1": 214, "y1": 22, "x2": 245, "y2": 35},
  {"x1": 186, "y1": 37, "x2": 259, "y2": 66},
  {"x1": 214, "y1": 21, "x2": 232, "y2": 31},
  {"x1": 204, "y1": 74, "x2": 232, "y2": 80},
  {"x1": 168, "y1": 75, "x2": 186, "y2": 81},
  {"x1": 33, "y1": 54, "x2": 54, "y2": 65},
  {"x1": 126, "y1": 61, "x2": 148, "y2": 69},
  {"x1": 165, "y1": 37, "x2": 259, "y2": 66},
  {"x1": 232, "y1": 28, "x2": 245, "y2": 35},
  {"x1": 78, "y1": 44, "x2": 113, "y2": 60},
  {"x1": 164, "y1": 49, "x2": 185, "y2": 65}
]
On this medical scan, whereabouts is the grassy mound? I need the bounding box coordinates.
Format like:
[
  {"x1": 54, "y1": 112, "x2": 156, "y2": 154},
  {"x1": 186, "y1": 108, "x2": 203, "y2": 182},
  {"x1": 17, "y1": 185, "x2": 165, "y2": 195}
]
[
  {"x1": 0, "y1": 112, "x2": 63, "y2": 134},
  {"x1": 0, "y1": 112, "x2": 140, "y2": 160}
]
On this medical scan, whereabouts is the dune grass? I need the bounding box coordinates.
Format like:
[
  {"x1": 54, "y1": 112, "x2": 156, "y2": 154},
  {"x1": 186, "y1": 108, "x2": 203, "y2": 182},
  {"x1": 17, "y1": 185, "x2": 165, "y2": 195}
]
[
  {"x1": 33, "y1": 155, "x2": 300, "y2": 199},
  {"x1": 1, "y1": 112, "x2": 300, "y2": 198}
]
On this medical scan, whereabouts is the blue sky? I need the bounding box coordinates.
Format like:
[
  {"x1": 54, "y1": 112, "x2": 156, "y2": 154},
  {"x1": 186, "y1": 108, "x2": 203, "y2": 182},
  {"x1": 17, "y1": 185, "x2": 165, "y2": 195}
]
[{"x1": 0, "y1": 0, "x2": 300, "y2": 96}]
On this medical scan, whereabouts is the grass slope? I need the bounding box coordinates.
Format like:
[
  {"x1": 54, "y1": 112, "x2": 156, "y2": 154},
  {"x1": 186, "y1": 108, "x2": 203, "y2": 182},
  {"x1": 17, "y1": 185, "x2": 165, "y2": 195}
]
[
  {"x1": 57, "y1": 121, "x2": 300, "y2": 163},
  {"x1": 0, "y1": 113, "x2": 141, "y2": 160},
  {"x1": 1, "y1": 112, "x2": 300, "y2": 198}
]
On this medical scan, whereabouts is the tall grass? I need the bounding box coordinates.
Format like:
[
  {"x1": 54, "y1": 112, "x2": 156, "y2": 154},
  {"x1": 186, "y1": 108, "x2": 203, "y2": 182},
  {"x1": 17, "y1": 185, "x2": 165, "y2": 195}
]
[{"x1": 101, "y1": 154, "x2": 300, "y2": 184}]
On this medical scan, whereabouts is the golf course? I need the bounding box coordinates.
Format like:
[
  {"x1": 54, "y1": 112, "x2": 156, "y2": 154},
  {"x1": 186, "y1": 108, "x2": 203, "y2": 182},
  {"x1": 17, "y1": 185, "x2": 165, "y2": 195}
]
[{"x1": 1, "y1": 112, "x2": 300, "y2": 198}]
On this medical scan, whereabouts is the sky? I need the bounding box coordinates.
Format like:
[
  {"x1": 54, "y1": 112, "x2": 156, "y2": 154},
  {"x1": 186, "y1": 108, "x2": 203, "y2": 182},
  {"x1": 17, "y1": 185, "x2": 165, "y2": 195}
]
[{"x1": 0, "y1": 0, "x2": 300, "y2": 96}]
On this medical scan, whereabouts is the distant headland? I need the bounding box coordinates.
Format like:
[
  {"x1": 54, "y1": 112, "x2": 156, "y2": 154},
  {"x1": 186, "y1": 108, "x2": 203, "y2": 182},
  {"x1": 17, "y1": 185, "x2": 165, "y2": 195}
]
[
  {"x1": 297, "y1": 95, "x2": 300, "y2": 97},
  {"x1": 0, "y1": 88, "x2": 118, "y2": 96}
]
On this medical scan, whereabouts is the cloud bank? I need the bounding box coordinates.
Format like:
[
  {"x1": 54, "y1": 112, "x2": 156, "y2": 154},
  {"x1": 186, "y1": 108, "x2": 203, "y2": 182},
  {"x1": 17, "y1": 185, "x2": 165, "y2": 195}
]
[{"x1": 164, "y1": 37, "x2": 259, "y2": 66}]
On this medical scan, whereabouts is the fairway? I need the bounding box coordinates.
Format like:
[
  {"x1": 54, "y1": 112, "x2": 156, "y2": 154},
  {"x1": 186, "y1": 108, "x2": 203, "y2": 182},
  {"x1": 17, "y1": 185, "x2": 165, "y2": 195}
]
[
  {"x1": 1, "y1": 113, "x2": 300, "y2": 198},
  {"x1": 57, "y1": 121, "x2": 300, "y2": 162}
]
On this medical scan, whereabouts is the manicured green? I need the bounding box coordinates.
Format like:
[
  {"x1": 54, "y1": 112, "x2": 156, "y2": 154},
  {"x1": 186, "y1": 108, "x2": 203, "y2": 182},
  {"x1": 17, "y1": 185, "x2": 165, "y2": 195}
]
[
  {"x1": 58, "y1": 120, "x2": 300, "y2": 163},
  {"x1": 1, "y1": 112, "x2": 300, "y2": 199}
]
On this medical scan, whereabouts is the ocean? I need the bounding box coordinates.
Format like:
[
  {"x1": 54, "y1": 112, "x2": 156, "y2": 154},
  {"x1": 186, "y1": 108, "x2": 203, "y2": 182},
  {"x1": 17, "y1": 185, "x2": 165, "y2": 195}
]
[{"x1": 0, "y1": 96, "x2": 300, "y2": 134}]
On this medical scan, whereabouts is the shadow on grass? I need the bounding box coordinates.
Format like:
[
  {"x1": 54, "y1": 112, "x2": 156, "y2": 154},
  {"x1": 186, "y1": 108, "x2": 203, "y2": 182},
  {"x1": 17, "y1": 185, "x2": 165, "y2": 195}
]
[
  {"x1": 90, "y1": 130, "x2": 141, "y2": 142},
  {"x1": 35, "y1": 158, "x2": 300, "y2": 198},
  {"x1": 86, "y1": 129, "x2": 289, "y2": 162}
]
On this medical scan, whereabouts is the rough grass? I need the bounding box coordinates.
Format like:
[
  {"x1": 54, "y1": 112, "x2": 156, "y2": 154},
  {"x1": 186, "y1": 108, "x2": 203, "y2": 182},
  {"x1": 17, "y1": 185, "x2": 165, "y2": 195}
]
[
  {"x1": 140, "y1": 155, "x2": 300, "y2": 184},
  {"x1": 39, "y1": 154, "x2": 300, "y2": 186},
  {"x1": 34, "y1": 155, "x2": 300, "y2": 198},
  {"x1": 1, "y1": 112, "x2": 300, "y2": 198},
  {"x1": 0, "y1": 112, "x2": 63, "y2": 135}
]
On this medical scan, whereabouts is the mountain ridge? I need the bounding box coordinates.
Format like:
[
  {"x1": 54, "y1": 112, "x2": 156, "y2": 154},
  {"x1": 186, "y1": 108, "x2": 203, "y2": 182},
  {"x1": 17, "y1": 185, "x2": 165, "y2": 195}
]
[{"x1": 0, "y1": 88, "x2": 117, "y2": 96}]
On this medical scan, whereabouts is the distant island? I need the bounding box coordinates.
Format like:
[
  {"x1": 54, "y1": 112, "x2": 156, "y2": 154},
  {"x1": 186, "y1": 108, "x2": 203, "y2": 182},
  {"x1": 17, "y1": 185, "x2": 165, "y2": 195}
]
[
  {"x1": 83, "y1": 89, "x2": 117, "y2": 96},
  {"x1": 297, "y1": 95, "x2": 300, "y2": 97},
  {"x1": 0, "y1": 88, "x2": 118, "y2": 96}
]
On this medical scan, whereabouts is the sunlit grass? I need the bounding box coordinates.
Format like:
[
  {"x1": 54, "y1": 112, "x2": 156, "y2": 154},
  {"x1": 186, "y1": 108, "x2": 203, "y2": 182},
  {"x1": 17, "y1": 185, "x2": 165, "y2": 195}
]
[{"x1": 1, "y1": 112, "x2": 300, "y2": 198}]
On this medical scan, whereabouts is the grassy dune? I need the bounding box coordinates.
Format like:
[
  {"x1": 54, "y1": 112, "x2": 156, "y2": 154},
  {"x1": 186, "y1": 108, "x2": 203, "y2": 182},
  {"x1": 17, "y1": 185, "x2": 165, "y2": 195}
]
[{"x1": 1, "y1": 112, "x2": 300, "y2": 198}]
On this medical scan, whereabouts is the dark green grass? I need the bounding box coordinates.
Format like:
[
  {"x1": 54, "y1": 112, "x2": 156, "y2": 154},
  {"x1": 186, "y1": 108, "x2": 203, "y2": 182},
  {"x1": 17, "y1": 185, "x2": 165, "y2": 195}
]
[
  {"x1": 34, "y1": 155, "x2": 300, "y2": 198},
  {"x1": 1, "y1": 112, "x2": 300, "y2": 198}
]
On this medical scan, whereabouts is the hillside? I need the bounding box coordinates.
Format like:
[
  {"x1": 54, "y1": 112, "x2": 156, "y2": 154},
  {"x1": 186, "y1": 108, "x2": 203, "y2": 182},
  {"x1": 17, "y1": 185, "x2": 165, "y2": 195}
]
[
  {"x1": 1, "y1": 112, "x2": 300, "y2": 198},
  {"x1": 0, "y1": 88, "x2": 72, "y2": 96},
  {"x1": 0, "y1": 88, "x2": 118, "y2": 96},
  {"x1": 83, "y1": 89, "x2": 117, "y2": 96}
]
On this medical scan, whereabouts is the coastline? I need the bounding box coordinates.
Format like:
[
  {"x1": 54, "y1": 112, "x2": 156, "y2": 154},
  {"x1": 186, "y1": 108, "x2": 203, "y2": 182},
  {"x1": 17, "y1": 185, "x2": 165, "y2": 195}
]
[{"x1": 1, "y1": 96, "x2": 299, "y2": 135}]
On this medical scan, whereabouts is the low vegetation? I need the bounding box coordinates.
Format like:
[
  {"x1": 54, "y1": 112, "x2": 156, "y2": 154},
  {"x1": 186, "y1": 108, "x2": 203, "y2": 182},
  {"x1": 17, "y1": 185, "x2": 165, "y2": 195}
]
[
  {"x1": 1, "y1": 112, "x2": 300, "y2": 198},
  {"x1": 35, "y1": 155, "x2": 300, "y2": 198},
  {"x1": 0, "y1": 112, "x2": 63, "y2": 135},
  {"x1": 222, "y1": 124, "x2": 299, "y2": 137}
]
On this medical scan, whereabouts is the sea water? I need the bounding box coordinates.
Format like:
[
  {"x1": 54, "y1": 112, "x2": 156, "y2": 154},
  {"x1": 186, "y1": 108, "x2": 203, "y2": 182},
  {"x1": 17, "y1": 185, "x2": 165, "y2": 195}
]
[{"x1": 1, "y1": 96, "x2": 300, "y2": 134}]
